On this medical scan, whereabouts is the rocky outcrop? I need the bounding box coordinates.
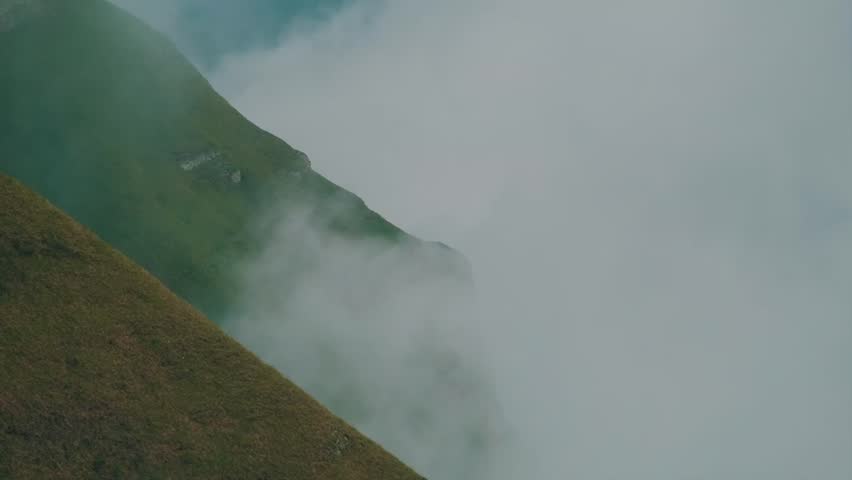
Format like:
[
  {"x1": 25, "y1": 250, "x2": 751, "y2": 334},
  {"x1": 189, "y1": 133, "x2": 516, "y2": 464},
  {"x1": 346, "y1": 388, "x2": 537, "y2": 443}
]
[
  {"x1": 174, "y1": 150, "x2": 245, "y2": 186},
  {"x1": 177, "y1": 151, "x2": 221, "y2": 171}
]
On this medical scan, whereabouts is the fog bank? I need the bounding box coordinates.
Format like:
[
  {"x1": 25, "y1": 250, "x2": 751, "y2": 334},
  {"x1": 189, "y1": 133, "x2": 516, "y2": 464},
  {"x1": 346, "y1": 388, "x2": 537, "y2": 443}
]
[
  {"x1": 212, "y1": 0, "x2": 852, "y2": 478},
  {"x1": 112, "y1": 0, "x2": 852, "y2": 477}
]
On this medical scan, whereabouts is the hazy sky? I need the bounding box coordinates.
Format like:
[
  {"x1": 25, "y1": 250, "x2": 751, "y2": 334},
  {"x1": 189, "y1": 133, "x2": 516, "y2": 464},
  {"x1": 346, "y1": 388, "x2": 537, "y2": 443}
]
[
  {"x1": 116, "y1": 0, "x2": 852, "y2": 478},
  {"x1": 110, "y1": 0, "x2": 343, "y2": 66}
]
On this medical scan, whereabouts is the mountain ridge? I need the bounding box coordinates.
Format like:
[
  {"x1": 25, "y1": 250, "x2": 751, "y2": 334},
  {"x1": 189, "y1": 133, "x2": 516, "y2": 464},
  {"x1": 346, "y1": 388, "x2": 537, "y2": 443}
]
[{"x1": 0, "y1": 0, "x2": 470, "y2": 323}]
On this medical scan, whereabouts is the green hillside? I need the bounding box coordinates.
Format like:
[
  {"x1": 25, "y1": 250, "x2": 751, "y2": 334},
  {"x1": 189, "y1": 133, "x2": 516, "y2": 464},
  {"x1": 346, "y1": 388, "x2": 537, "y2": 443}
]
[
  {"x1": 0, "y1": 2, "x2": 492, "y2": 476},
  {"x1": 0, "y1": 173, "x2": 423, "y2": 479},
  {"x1": 0, "y1": 0, "x2": 462, "y2": 322}
]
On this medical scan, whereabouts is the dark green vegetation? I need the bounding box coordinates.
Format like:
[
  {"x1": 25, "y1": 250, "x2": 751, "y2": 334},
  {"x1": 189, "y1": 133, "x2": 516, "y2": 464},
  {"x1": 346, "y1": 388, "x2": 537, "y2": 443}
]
[
  {"x1": 1, "y1": 2, "x2": 487, "y2": 477},
  {"x1": 0, "y1": 173, "x2": 423, "y2": 479},
  {"x1": 0, "y1": 0, "x2": 462, "y2": 323}
]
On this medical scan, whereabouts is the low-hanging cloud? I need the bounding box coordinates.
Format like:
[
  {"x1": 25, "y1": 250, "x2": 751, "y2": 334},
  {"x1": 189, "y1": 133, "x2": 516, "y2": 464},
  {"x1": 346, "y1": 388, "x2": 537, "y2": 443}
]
[
  {"x1": 209, "y1": 0, "x2": 852, "y2": 478},
  {"x1": 111, "y1": 0, "x2": 852, "y2": 477},
  {"x1": 225, "y1": 190, "x2": 504, "y2": 479}
]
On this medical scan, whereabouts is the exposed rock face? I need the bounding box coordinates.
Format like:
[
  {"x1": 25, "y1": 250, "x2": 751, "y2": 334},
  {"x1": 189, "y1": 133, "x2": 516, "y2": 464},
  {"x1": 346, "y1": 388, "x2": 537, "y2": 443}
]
[
  {"x1": 177, "y1": 151, "x2": 221, "y2": 171},
  {"x1": 293, "y1": 149, "x2": 311, "y2": 167},
  {"x1": 327, "y1": 430, "x2": 352, "y2": 458},
  {"x1": 175, "y1": 150, "x2": 245, "y2": 187}
]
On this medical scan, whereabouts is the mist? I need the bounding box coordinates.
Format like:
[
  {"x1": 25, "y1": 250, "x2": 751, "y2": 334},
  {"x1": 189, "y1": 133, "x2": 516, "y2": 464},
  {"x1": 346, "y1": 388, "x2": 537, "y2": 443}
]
[
  {"x1": 115, "y1": 0, "x2": 852, "y2": 478},
  {"x1": 108, "y1": 0, "x2": 343, "y2": 68},
  {"x1": 225, "y1": 193, "x2": 503, "y2": 479}
]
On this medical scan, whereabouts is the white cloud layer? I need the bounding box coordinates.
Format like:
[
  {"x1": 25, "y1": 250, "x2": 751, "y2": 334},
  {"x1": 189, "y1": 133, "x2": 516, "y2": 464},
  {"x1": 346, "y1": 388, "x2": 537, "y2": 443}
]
[
  {"x1": 225, "y1": 199, "x2": 502, "y2": 479},
  {"x1": 209, "y1": 0, "x2": 852, "y2": 478},
  {"x1": 113, "y1": 0, "x2": 852, "y2": 477}
]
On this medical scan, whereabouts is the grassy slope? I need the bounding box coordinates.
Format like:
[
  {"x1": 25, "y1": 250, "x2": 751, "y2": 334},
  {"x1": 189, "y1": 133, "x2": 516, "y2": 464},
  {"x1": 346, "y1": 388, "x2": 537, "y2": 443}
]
[
  {"x1": 0, "y1": 173, "x2": 423, "y2": 480},
  {"x1": 0, "y1": 3, "x2": 487, "y2": 475},
  {"x1": 0, "y1": 0, "x2": 441, "y2": 322}
]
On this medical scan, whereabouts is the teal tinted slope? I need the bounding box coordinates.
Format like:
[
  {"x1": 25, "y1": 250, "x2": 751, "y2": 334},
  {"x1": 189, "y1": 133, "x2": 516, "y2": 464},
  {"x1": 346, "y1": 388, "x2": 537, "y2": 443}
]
[{"x1": 0, "y1": 0, "x2": 464, "y2": 321}]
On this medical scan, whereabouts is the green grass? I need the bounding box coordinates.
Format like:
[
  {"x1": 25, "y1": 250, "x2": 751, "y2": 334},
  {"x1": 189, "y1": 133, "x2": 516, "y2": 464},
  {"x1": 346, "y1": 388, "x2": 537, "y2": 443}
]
[
  {"x1": 0, "y1": 0, "x2": 433, "y2": 323},
  {"x1": 0, "y1": 173, "x2": 424, "y2": 479}
]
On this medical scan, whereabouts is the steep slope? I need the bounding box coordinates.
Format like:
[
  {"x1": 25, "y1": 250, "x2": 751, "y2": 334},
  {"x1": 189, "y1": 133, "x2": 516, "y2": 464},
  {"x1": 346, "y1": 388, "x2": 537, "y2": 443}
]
[
  {"x1": 0, "y1": 2, "x2": 495, "y2": 477},
  {"x1": 0, "y1": 0, "x2": 465, "y2": 322},
  {"x1": 0, "y1": 173, "x2": 423, "y2": 479}
]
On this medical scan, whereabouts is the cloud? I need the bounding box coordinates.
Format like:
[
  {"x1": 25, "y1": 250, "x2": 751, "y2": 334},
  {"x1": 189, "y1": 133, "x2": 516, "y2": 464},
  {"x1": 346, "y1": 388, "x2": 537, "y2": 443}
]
[
  {"x1": 208, "y1": 0, "x2": 852, "y2": 478},
  {"x1": 224, "y1": 189, "x2": 504, "y2": 479},
  {"x1": 104, "y1": 0, "x2": 852, "y2": 476}
]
